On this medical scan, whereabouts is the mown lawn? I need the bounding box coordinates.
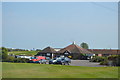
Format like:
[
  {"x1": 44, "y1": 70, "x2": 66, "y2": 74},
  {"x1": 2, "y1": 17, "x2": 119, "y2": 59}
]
[
  {"x1": 8, "y1": 51, "x2": 38, "y2": 56},
  {"x1": 2, "y1": 62, "x2": 118, "y2": 78}
]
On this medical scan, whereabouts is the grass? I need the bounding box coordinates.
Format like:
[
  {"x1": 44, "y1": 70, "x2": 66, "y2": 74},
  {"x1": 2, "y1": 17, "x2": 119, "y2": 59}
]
[
  {"x1": 2, "y1": 62, "x2": 118, "y2": 78},
  {"x1": 8, "y1": 51, "x2": 38, "y2": 56}
]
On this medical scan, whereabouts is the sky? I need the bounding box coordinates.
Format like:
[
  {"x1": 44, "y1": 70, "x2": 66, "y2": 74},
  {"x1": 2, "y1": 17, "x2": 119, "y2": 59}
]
[
  {"x1": 0, "y1": 2, "x2": 2, "y2": 47},
  {"x1": 2, "y1": 2, "x2": 118, "y2": 49}
]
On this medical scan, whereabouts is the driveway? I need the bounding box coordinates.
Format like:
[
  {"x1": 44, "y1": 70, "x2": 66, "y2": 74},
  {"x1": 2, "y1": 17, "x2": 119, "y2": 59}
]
[{"x1": 70, "y1": 60, "x2": 106, "y2": 67}]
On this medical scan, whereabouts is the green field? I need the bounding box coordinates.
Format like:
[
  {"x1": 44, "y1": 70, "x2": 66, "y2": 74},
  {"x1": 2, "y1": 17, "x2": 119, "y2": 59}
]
[
  {"x1": 8, "y1": 51, "x2": 38, "y2": 56},
  {"x1": 2, "y1": 62, "x2": 118, "y2": 78}
]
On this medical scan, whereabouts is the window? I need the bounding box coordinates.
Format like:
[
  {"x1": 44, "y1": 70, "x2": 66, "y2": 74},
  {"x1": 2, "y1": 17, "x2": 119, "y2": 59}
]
[
  {"x1": 64, "y1": 53, "x2": 69, "y2": 55},
  {"x1": 47, "y1": 53, "x2": 51, "y2": 56}
]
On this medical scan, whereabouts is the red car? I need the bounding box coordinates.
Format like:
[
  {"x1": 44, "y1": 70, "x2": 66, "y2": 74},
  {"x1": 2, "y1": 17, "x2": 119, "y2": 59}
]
[{"x1": 30, "y1": 56, "x2": 46, "y2": 63}]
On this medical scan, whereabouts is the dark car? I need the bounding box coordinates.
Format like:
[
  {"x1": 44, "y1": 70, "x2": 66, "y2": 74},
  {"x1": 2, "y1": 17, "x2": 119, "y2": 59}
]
[{"x1": 49, "y1": 57, "x2": 71, "y2": 65}]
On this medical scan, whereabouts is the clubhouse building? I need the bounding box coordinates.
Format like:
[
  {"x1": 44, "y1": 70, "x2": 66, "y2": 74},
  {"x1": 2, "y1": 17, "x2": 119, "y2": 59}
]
[{"x1": 36, "y1": 42, "x2": 120, "y2": 59}]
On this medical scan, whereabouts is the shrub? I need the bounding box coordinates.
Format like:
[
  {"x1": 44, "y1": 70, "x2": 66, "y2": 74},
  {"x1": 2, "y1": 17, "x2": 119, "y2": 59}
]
[
  {"x1": 2, "y1": 55, "x2": 30, "y2": 63},
  {"x1": 2, "y1": 47, "x2": 8, "y2": 60},
  {"x1": 100, "y1": 60, "x2": 108, "y2": 65},
  {"x1": 6, "y1": 56, "x2": 15, "y2": 62},
  {"x1": 108, "y1": 55, "x2": 120, "y2": 66},
  {"x1": 20, "y1": 58, "x2": 29, "y2": 63},
  {"x1": 90, "y1": 56, "x2": 107, "y2": 62},
  {"x1": 99, "y1": 55, "x2": 120, "y2": 66},
  {"x1": 13, "y1": 58, "x2": 29, "y2": 63}
]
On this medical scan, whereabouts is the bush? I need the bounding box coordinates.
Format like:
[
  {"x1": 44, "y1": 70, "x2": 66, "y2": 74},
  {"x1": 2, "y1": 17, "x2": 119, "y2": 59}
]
[
  {"x1": 100, "y1": 60, "x2": 108, "y2": 65},
  {"x1": 1, "y1": 47, "x2": 30, "y2": 63},
  {"x1": 108, "y1": 55, "x2": 120, "y2": 66},
  {"x1": 99, "y1": 55, "x2": 120, "y2": 66},
  {"x1": 7, "y1": 56, "x2": 15, "y2": 62},
  {"x1": 2, "y1": 47, "x2": 8, "y2": 60},
  {"x1": 90, "y1": 56, "x2": 107, "y2": 62},
  {"x1": 13, "y1": 58, "x2": 29, "y2": 63},
  {"x1": 2, "y1": 56, "x2": 29, "y2": 63}
]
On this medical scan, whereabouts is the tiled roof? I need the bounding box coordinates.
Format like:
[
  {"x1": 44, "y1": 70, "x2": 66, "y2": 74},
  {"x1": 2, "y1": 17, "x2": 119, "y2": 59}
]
[
  {"x1": 88, "y1": 49, "x2": 120, "y2": 54},
  {"x1": 38, "y1": 44, "x2": 120, "y2": 55},
  {"x1": 58, "y1": 44, "x2": 91, "y2": 54},
  {"x1": 38, "y1": 46, "x2": 57, "y2": 53}
]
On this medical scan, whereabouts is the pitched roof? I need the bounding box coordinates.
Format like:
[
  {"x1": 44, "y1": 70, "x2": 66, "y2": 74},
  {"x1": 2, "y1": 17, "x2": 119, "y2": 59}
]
[
  {"x1": 39, "y1": 46, "x2": 57, "y2": 53},
  {"x1": 58, "y1": 43, "x2": 92, "y2": 54},
  {"x1": 88, "y1": 49, "x2": 120, "y2": 54}
]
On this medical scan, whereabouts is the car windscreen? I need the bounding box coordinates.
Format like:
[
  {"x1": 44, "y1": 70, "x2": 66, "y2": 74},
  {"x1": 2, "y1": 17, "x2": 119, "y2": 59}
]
[{"x1": 31, "y1": 57, "x2": 37, "y2": 59}]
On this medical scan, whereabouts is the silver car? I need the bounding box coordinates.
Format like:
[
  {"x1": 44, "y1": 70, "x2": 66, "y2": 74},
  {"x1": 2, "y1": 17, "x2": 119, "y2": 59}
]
[
  {"x1": 39, "y1": 59, "x2": 47, "y2": 64},
  {"x1": 49, "y1": 57, "x2": 71, "y2": 65}
]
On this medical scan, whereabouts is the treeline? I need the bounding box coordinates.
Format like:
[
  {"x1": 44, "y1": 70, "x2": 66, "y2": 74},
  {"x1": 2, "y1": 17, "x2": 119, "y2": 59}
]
[
  {"x1": 7, "y1": 48, "x2": 28, "y2": 52},
  {"x1": 2, "y1": 47, "x2": 42, "y2": 52}
]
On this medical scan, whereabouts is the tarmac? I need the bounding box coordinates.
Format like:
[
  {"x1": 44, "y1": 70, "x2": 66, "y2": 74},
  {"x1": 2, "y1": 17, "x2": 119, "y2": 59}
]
[{"x1": 70, "y1": 60, "x2": 106, "y2": 67}]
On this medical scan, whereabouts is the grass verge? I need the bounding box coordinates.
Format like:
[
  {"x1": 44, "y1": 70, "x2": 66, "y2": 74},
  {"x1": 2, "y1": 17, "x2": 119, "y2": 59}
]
[{"x1": 2, "y1": 62, "x2": 118, "y2": 78}]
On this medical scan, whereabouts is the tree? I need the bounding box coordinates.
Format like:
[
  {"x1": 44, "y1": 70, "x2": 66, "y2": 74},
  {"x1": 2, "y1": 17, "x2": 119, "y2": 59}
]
[
  {"x1": 80, "y1": 42, "x2": 89, "y2": 49},
  {"x1": 2, "y1": 47, "x2": 8, "y2": 60}
]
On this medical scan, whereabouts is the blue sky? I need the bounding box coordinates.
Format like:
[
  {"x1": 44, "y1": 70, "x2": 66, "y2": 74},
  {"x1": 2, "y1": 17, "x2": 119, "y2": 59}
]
[
  {"x1": 0, "y1": 2, "x2": 2, "y2": 47},
  {"x1": 2, "y1": 2, "x2": 118, "y2": 49}
]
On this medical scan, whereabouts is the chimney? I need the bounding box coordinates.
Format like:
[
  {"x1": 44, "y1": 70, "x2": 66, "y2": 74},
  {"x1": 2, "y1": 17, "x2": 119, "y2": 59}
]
[{"x1": 72, "y1": 41, "x2": 75, "y2": 44}]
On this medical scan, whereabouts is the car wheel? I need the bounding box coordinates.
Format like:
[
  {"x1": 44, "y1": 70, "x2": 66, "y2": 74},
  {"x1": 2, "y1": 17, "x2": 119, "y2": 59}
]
[
  {"x1": 61, "y1": 62, "x2": 65, "y2": 65},
  {"x1": 64, "y1": 63, "x2": 66, "y2": 65},
  {"x1": 67, "y1": 62, "x2": 69, "y2": 65},
  {"x1": 61, "y1": 62, "x2": 63, "y2": 65}
]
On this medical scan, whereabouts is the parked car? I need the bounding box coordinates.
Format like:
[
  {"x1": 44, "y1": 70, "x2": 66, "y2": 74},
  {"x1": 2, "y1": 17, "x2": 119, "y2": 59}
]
[
  {"x1": 49, "y1": 56, "x2": 71, "y2": 65},
  {"x1": 45, "y1": 57, "x2": 51, "y2": 60},
  {"x1": 29, "y1": 56, "x2": 46, "y2": 63},
  {"x1": 39, "y1": 59, "x2": 47, "y2": 64}
]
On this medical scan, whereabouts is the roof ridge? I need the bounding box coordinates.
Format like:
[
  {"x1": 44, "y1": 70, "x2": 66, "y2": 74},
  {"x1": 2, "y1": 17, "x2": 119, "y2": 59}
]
[
  {"x1": 42, "y1": 46, "x2": 56, "y2": 53},
  {"x1": 74, "y1": 44, "x2": 91, "y2": 54},
  {"x1": 73, "y1": 44, "x2": 83, "y2": 53}
]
